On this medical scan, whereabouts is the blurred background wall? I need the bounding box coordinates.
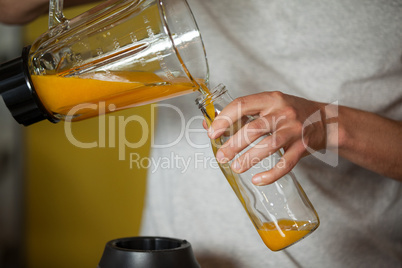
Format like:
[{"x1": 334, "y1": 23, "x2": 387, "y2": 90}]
[
  {"x1": 0, "y1": 23, "x2": 24, "y2": 268},
  {"x1": 0, "y1": 3, "x2": 151, "y2": 267}
]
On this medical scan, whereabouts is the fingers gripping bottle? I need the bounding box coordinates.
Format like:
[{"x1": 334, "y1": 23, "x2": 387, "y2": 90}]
[
  {"x1": 0, "y1": 0, "x2": 208, "y2": 126},
  {"x1": 196, "y1": 84, "x2": 319, "y2": 251}
]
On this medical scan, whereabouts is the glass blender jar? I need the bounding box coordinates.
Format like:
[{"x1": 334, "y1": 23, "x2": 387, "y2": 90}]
[{"x1": 0, "y1": 0, "x2": 209, "y2": 126}]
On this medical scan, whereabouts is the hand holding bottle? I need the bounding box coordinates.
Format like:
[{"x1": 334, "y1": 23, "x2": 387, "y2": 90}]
[{"x1": 206, "y1": 91, "x2": 337, "y2": 186}]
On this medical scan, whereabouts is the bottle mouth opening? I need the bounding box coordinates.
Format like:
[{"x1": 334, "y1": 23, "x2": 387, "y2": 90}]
[{"x1": 195, "y1": 83, "x2": 227, "y2": 108}]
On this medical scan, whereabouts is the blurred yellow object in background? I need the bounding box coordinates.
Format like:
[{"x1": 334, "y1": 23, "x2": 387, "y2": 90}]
[{"x1": 24, "y1": 3, "x2": 152, "y2": 267}]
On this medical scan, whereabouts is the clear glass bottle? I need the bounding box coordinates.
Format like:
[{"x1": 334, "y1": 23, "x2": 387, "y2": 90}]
[{"x1": 196, "y1": 84, "x2": 320, "y2": 251}]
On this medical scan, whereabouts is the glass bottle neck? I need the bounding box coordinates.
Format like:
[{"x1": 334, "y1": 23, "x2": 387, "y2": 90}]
[
  {"x1": 195, "y1": 83, "x2": 228, "y2": 109},
  {"x1": 195, "y1": 83, "x2": 231, "y2": 124}
]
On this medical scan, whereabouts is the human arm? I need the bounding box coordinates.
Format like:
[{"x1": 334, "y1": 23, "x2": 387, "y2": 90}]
[
  {"x1": 207, "y1": 91, "x2": 402, "y2": 185},
  {"x1": 0, "y1": 0, "x2": 98, "y2": 25}
]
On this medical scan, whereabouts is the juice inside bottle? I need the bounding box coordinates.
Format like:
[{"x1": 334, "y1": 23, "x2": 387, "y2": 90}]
[
  {"x1": 212, "y1": 140, "x2": 316, "y2": 251},
  {"x1": 257, "y1": 219, "x2": 312, "y2": 251},
  {"x1": 31, "y1": 71, "x2": 198, "y2": 121}
]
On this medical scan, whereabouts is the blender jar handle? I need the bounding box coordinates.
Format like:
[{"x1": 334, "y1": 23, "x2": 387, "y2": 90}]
[{"x1": 48, "y1": 0, "x2": 66, "y2": 28}]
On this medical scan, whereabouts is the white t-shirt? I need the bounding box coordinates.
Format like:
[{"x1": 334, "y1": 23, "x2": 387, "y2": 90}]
[{"x1": 141, "y1": 0, "x2": 402, "y2": 267}]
